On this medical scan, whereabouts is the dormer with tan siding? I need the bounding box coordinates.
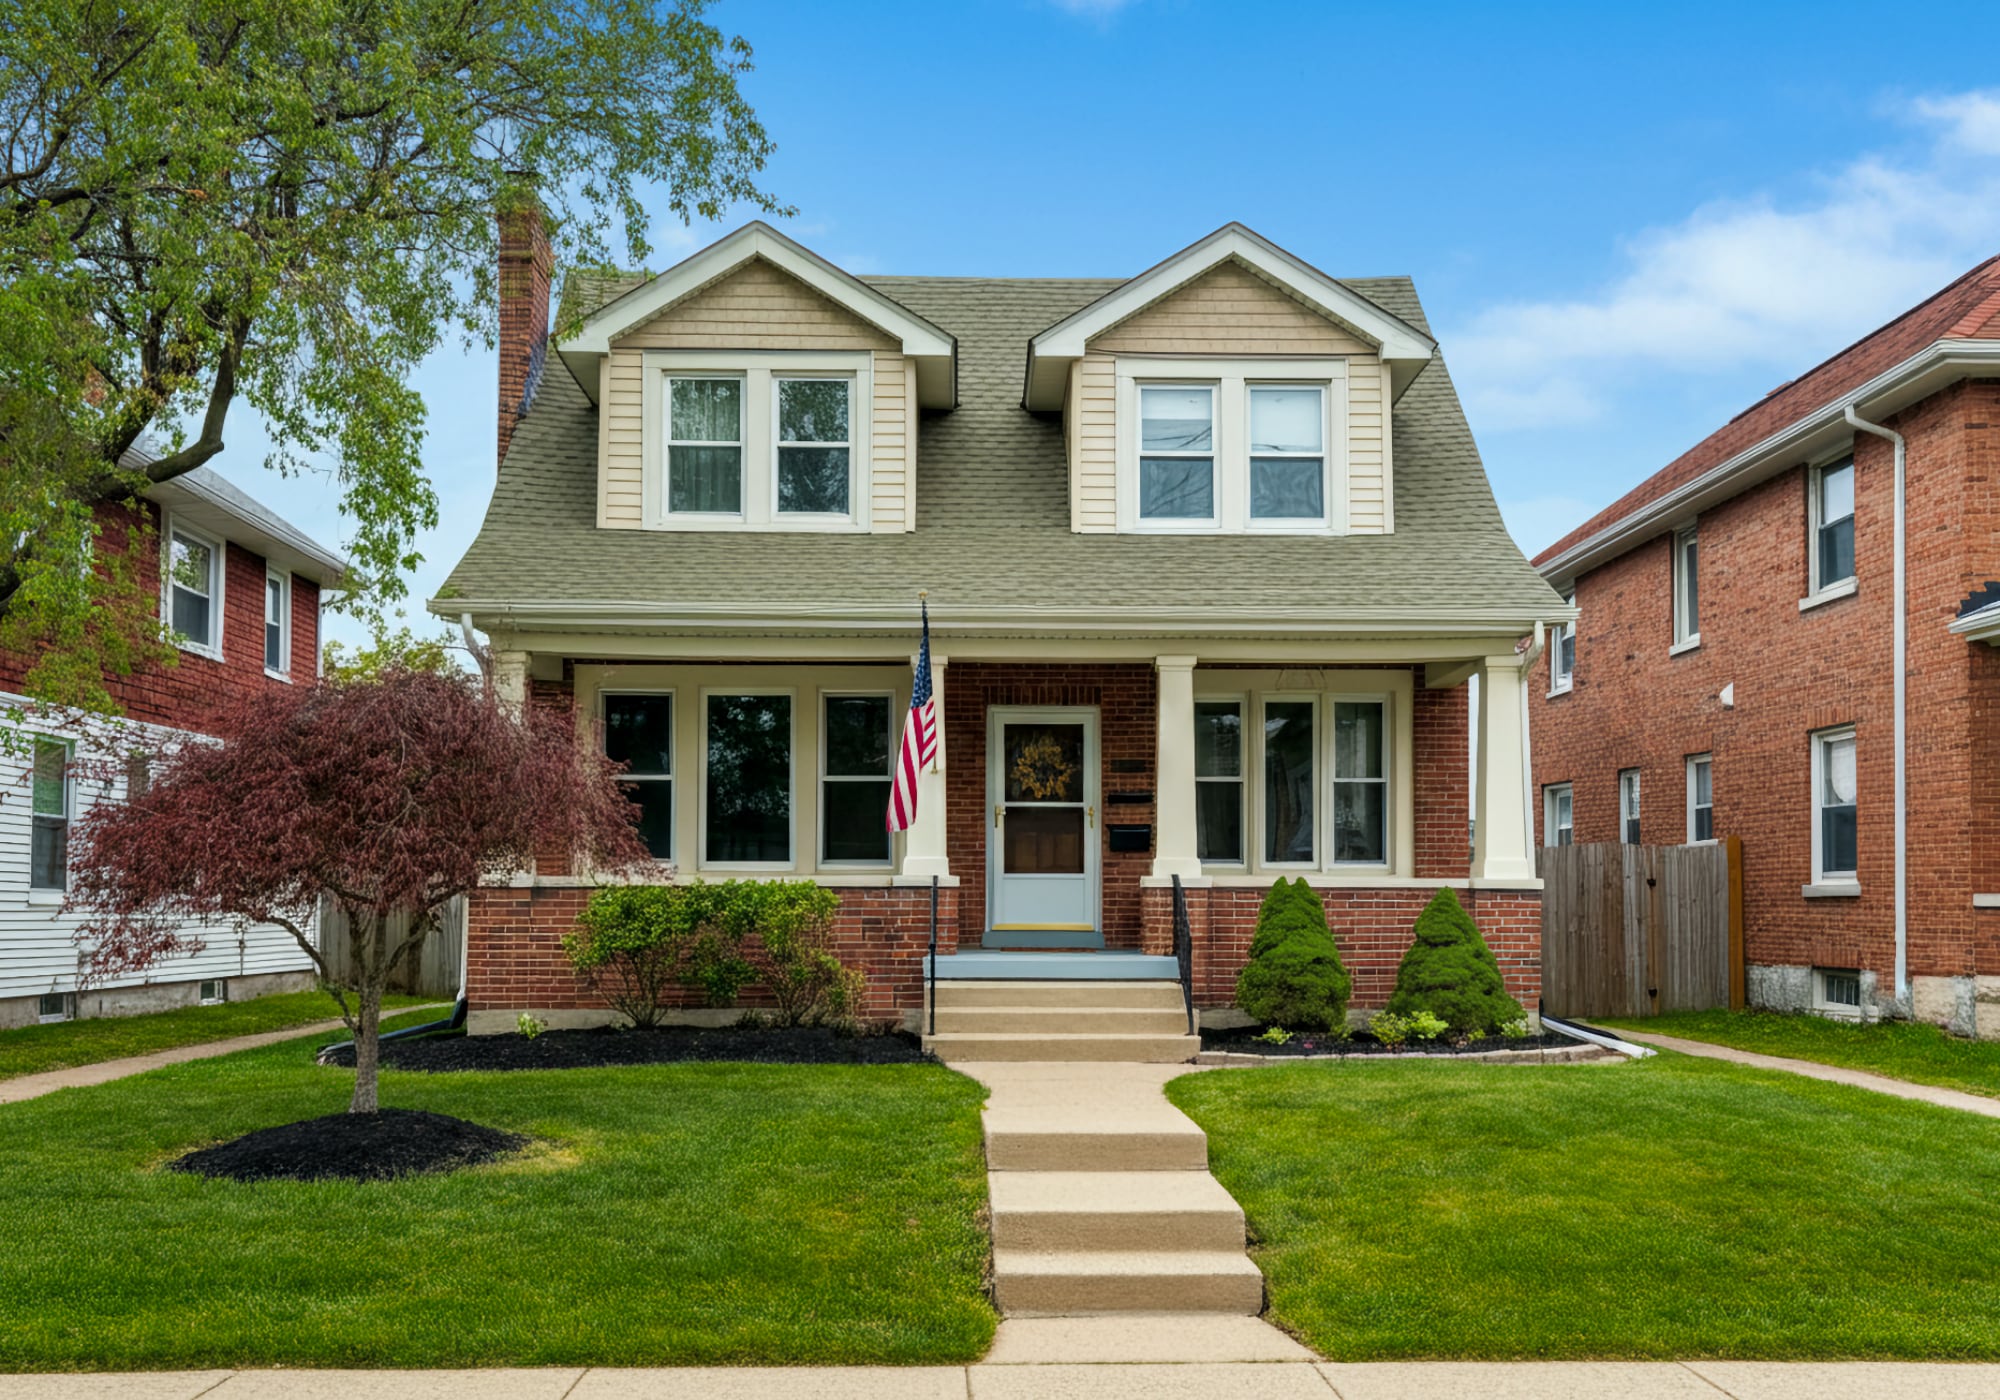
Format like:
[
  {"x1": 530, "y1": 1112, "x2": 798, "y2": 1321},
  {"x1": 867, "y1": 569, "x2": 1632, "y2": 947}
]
[
  {"x1": 553, "y1": 223, "x2": 955, "y2": 536},
  {"x1": 1028, "y1": 225, "x2": 1434, "y2": 537}
]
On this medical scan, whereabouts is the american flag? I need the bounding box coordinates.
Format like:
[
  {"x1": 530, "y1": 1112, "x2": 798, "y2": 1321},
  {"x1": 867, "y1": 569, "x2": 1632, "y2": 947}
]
[{"x1": 887, "y1": 601, "x2": 937, "y2": 833}]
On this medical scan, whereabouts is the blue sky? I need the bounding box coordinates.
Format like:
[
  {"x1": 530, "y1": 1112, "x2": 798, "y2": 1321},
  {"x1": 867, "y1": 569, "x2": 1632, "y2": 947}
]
[{"x1": 218, "y1": 0, "x2": 2000, "y2": 652}]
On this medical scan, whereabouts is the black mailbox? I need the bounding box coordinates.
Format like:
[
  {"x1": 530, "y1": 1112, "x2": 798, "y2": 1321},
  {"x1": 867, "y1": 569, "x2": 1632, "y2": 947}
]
[{"x1": 1107, "y1": 824, "x2": 1152, "y2": 853}]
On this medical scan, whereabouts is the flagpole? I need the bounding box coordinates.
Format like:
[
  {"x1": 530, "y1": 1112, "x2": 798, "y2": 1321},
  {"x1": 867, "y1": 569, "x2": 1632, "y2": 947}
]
[{"x1": 918, "y1": 590, "x2": 938, "y2": 774}]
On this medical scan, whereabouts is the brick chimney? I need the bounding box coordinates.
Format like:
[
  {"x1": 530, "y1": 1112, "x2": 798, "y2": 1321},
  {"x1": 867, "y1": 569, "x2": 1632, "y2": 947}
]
[{"x1": 496, "y1": 193, "x2": 553, "y2": 469}]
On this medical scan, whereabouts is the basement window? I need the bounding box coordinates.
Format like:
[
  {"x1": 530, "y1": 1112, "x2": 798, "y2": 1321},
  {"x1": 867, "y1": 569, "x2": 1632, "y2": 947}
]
[
  {"x1": 1814, "y1": 967, "x2": 1863, "y2": 1015},
  {"x1": 199, "y1": 979, "x2": 227, "y2": 1006},
  {"x1": 37, "y1": 993, "x2": 73, "y2": 1024}
]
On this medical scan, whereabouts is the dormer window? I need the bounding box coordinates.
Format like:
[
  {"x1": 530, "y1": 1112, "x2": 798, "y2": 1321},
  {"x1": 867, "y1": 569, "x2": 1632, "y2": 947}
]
[
  {"x1": 1249, "y1": 385, "x2": 1325, "y2": 520},
  {"x1": 776, "y1": 377, "x2": 852, "y2": 516},
  {"x1": 1139, "y1": 386, "x2": 1216, "y2": 521},
  {"x1": 668, "y1": 377, "x2": 745, "y2": 516}
]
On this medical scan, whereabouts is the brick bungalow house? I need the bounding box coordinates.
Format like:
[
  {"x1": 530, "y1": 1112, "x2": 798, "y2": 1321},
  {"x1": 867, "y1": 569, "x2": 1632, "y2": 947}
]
[
  {"x1": 1530, "y1": 255, "x2": 2000, "y2": 1035},
  {"x1": 435, "y1": 216, "x2": 1569, "y2": 1043},
  {"x1": 0, "y1": 461, "x2": 346, "y2": 1027}
]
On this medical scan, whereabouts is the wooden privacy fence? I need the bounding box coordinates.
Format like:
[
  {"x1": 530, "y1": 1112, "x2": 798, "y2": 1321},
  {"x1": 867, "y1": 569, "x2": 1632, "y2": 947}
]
[
  {"x1": 1538, "y1": 838, "x2": 1744, "y2": 1020},
  {"x1": 316, "y1": 896, "x2": 466, "y2": 1000}
]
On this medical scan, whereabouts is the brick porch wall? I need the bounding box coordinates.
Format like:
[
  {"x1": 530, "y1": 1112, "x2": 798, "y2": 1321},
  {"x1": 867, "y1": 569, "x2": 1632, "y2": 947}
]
[
  {"x1": 1142, "y1": 883, "x2": 1541, "y2": 1012},
  {"x1": 467, "y1": 882, "x2": 961, "y2": 1020}
]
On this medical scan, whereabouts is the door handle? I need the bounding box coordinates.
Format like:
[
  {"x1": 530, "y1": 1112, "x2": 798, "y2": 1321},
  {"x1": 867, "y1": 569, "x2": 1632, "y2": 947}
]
[
  {"x1": 993, "y1": 804, "x2": 1003, "y2": 826},
  {"x1": 1088, "y1": 804, "x2": 1095, "y2": 828}
]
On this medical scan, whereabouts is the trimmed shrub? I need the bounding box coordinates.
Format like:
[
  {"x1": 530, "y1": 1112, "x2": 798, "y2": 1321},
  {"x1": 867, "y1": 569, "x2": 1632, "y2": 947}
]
[
  {"x1": 1235, "y1": 878, "x2": 1351, "y2": 1032},
  {"x1": 564, "y1": 885, "x2": 707, "y2": 1029},
  {"x1": 735, "y1": 881, "x2": 863, "y2": 1028},
  {"x1": 1384, "y1": 887, "x2": 1525, "y2": 1035}
]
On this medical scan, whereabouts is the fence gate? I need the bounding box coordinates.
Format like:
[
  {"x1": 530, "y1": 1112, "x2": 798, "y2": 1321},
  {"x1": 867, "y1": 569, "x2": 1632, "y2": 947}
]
[
  {"x1": 1538, "y1": 838, "x2": 1743, "y2": 1019},
  {"x1": 315, "y1": 896, "x2": 466, "y2": 1000}
]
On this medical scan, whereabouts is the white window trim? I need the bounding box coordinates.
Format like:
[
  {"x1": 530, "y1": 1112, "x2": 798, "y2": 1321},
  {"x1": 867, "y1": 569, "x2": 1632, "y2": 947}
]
[
  {"x1": 1257, "y1": 691, "x2": 1320, "y2": 869},
  {"x1": 1114, "y1": 357, "x2": 1349, "y2": 535},
  {"x1": 263, "y1": 567, "x2": 291, "y2": 680},
  {"x1": 1618, "y1": 768, "x2": 1641, "y2": 845},
  {"x1": 29, "y1": 735, "x2": 73, "y2": 897},
  {"x1": 1809, "y1": 725, "x2": 1859, "y2": 891},
  {"x1": 1671, "y1": 524, "x2": 1700, "y2": 653},
  {"x1": 1543, "y1": 783, "x2": 1574, "y2": 848},
  {"x1": 698, "y1": 686, "x2": 798, "y2": 872},
  {"x1": 1327, "y1": 693, "x2": 1393, "y2": 870},
  {"x1": 37, "y1": 992, "x2": 74, "y2": 1024},
  {"x1": 1246, "y1": 382, "x2": 1331, "y2": 529},
  {"x1": 773, "y1": 375, "x2": 859, "y2": 522},
  {"x1": 663, "y1": 370, "x2": 747, "y2": 523},
  {"x1": 162, "y1": 514, "x2": 225, "y2": 661},
  {"x1": 1686, "y1": 754, "x2": 1715, "y2": 845},
  {"x1": 1812, "y1": 966, "x2": 1865, "y2": 1017},
  {"x1": 1804, "y1": 454, "x2": 1857, "y2": 604},
  {"x1": 818, "y1": 690, "x2": 895, "y2": 870},
  {"x1": 600, "y1": 689, "x2": 676, "y2": 865},
  {"x1": 1549, "y1": 595, "x2": 1575, "y2": 696},
  {"x1": 642, "y1": 351, "x2": 873, "y2": 533},
  {"x1": 1130, "y1": 382, "x2": 1219, "y2": 529},
  {"x1": 1193, "y1": 694, "x2": 1248, "y2": 868}
]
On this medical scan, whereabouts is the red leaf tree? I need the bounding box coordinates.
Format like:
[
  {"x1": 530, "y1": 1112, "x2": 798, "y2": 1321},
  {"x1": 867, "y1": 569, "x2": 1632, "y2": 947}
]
[{"x1": 66, "y1": 671, "x2": 652, "y2": 1112}]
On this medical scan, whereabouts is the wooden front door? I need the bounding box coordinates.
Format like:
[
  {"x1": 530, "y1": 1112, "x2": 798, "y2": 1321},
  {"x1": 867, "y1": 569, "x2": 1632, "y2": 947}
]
[{"x1": 986, "y1": 706, "x2": 1099, "y2": 945}]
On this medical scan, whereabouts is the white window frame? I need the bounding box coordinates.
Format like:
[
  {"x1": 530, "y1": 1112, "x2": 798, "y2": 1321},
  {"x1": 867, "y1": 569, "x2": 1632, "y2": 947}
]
[
  {"x1": 1618, "y1": 768, "x2": 1641, "y2": 845},
  {"x1": 163, "y1": 515, "x2": 225, "y2": 660},
  {"x1": 29, "y1": 735, "x2": 73, "y2": 895},
  {"x1": 1550, "y1": 594, "x2": 1576, "y2": 695},
  {"x1": 773, "y1": 374, "x2": 858, "y2": 521},
  {"x1": 1115, "y1": 357, "x2": 1350, "y2": 535},
  {"x1": 643, "y1": 351, "x2": 873, "y2": 533},
  {"x1": 263, "y1": 567, "x2": 291, "y2": 680},
  {"x1": 663, "y1": 371, "x2": 747, "y2": 522},
  {"x1": 1193, "y1": 695, "x2": 1248, "y2": 868},
  {"x1": 698, "y1": 687, "x2": 797, "y2": 872},
  {"x1": 37, "y1": 992, "x2": 74, "y2": 1024},
  {"x1": 1813, "y1": 966, "x2": 1864, "y2": 1017},
  {"x1": 1686, "y1": 754, "x2": 1715, "y2": 845},
  {"x1": 601, "y1": 689, "x2": 675, "y2": 864},
  {"x1": 818, "y1": 690, "x2": 895, "y2": 869},
  {"x1": 1245, "y1": 382, "x2": 1331, "y2": 529},
  {"x1": 1131, "y1": 382, "x2": 1219, "y2": 529},
  {"x1": 1328, "y1": 694, "x2": 1392, "y2": 869},
  {"x1": 1257, "y1": 691, "x2": 1321, "y2": 869},
  {"x1": 1543, "y1": 783, "x2": 1574, "y2": 847},
  {"x1": 1671, "y1": 523, "x2": 1700, "y2": 653},
  {"x1": 199, "y1": 978, "x2": 227, "y2": 1005},
  {"x1": 1803, "y1": 454, "x2": 1858, "y2": 607},
  {"x1": 1810, "y1": 726, "x2": 1859, "y2": 889}
]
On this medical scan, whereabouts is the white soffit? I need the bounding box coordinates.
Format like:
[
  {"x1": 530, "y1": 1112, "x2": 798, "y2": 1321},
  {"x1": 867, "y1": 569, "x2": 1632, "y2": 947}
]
[
  {"x1": 1023, "y1": 223, "x2": 1437, "y2": 411},
  {"x1": 559, "y1": 222, "x2": 958, "y2": 408}
]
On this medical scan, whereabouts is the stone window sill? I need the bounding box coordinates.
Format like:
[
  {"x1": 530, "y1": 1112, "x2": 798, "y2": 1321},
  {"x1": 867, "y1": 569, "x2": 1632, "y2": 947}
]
[
  {"x1": 1799, "y1": 577, "x2": 1858, "y2": 612},
  {"x1": 1973, "y1": 893, "x2": 2000, "y2": 909},
  {"x1": 1802, "y1": 881, "x2": 1861, "y2": 899},
  {"x1": 1668, "y1": 634, "x2": 1701, "y2": 658}
]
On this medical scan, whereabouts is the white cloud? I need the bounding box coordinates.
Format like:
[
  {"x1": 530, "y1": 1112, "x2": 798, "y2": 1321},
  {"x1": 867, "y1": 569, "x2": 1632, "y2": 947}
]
[{"x1": 1448, "y1": 91, "x2": 2000, "y2": 431}]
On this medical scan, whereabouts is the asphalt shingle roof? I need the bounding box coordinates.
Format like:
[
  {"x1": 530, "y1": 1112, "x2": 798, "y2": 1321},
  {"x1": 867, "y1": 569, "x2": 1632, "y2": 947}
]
[{"x1": 439, "y1": 273, "x2": 1564, "y2": 629}]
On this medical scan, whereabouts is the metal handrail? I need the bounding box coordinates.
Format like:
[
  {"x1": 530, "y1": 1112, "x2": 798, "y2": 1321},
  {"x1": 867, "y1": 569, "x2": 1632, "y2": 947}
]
[
  {"x1": 927, "y1": 874, "x2": 939, "y2": 1037},
  {"x1": 1171, "y1": 873, "x2": 1195, "y2": 1036}
]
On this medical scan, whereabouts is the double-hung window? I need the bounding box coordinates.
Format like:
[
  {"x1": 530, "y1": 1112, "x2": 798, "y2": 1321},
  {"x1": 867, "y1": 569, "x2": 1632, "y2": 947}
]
[
  {"x1": 1813, "y1": 728, "x2": 1857, "y2": 885},
  {"x1": 1261, "y1": 698, "x2": 1316, "y2": 864},
  {"x1": 705, "y1": 693, "x2": 792, "y2": 865},
  {"x1": 1248, "y1": 386, "x2": 1325, "y2": 522},
  {"x1": 168, "y1": 524, "x2": 222, "y2": 655},
  {"x1": 1551, "y1": 594, "x2": 1576, "y2": 693},
  {"x1": 1194, "y1": 700, "x2": 1245, "y2": 864},
  {"x1": 776, "y1": 378, "x2": 853, "y2": 516},
  {"x1": 1544, "y1": 783, "x2": 1574, "y2": 847},
  {"x1": 1810, "y1": 457, "x2": 1855, "y2": 596},
  {"x1": 603, "y1": 693, "x2": 674, "y2": 859},
  {"x1": 264, "y1": 569, "x2": 290, "y2": 676},
  {"x1": 1619, "y1": 768, "x2": 1641, "y2": 845},
  {"x1": 821, "y1": 694, "x2": 892, "y2": 865},
  {"x1": 1672, "y1": 525, "x2": 1700, "y2": 649},
  {"x1": 1687, "y1": 754, "x2": 1714, "y2": 843},
  {"x1": 1138, "y1": 386, "x2": 1216, "y2": 522},
  {"x1": 667, "y1": 377, "x2": 745, "y2": 515},
  {"x1": 1331, "y1": 701, "x2": 1388, "y2": 865},
  {"x1": 30, "y1": 737, "x2": 71, "y2": 891}
]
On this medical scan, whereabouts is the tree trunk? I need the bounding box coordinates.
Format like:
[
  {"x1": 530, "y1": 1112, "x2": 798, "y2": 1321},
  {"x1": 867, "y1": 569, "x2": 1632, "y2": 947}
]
[{"x1": 350, "y1": 979, "x2": 383, "y2": 1114}]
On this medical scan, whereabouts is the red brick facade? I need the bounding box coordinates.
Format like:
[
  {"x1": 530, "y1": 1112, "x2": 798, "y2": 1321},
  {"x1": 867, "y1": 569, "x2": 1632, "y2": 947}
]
[{"x1": 1531, "y1": 378, "x2": 2000, "y2": 993}]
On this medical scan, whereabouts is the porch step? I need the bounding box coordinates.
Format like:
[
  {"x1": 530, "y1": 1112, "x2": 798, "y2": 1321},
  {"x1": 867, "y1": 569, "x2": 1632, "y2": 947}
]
[
  {"x1": 984, "y1": 1109, "x2": 1210, "y2": 1172},
  {"x1": 928, "y1": 951, "x2": 1182, "y2": 981},
  {"x1": 989, "y1": 1171, "x2": 1246, "y2": 1252},
  {"x1": 991, "y1": 1249, "x2": 1265, "y2": 1316},
  {"x1": 924, "y1": 1031, "x2": 1199, "y2": 1064},
  {"x1": 932, "y1": 1005, "x2": 1189, "y2": 1035},
  {"x1": 935, "y1": 979, "x2": 1185, "y2": 1009}
]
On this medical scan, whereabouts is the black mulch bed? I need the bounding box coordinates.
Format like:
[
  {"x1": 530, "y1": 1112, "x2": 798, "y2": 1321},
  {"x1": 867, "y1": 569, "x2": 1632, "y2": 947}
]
[
  {"x1": 169, "y1": 1108, "x2": 528, "y2": 1183},
  {"x1": 1202, "y1": 1026, "x2": 1573, "y2": 1057},
  {"x1": 319, "y1": 1023, "x2": 931, "y2": 1073}
]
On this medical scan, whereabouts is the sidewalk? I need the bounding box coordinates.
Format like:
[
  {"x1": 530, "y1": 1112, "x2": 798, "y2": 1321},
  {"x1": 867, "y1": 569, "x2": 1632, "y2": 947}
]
[
  {"x1": 1609, "y1": 1028, "x2": 2000, "y2": 1119},
  {"x1": 6, "y1": 1362, "x2": 2000, "y2": 1399}
]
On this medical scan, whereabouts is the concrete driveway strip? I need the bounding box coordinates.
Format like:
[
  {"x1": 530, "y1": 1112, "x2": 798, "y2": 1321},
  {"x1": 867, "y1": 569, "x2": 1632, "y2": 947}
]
[
  {"x1": 1610, "y1": 1030, "x2": 2000, "y2": 1119},
  {"x1": 568, "y1": 1369, "x2": 967, "y2": 1400},
  {"x1": 970, "y1": 1362, "x2": 1334, "y2": 1398}
]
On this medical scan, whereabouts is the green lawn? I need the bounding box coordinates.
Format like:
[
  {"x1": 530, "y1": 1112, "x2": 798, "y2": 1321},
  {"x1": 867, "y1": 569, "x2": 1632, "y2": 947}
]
[
  {"x1": 1168, "y1": 1057, "x2": 2000, "y2": 1360},
  {"x1": 0, "y1": 1026, "x2": 995, "y2": 1369},
  {"x1": 1596, "y1": 1009, "x2": 2000, "y2": 1099},
  {"x1": 0, "y1": 990, "x2": 436, "y2": 1081}
]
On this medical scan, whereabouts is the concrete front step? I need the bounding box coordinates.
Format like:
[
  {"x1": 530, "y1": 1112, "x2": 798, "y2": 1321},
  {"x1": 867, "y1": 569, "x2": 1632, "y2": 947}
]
[
  {"x1": 925, "y1": 1031, "x2": 1200, "y2": 1063},
  {"x1": 932, "y1": 1005, "x2": 1191, "y2": 1035},
  {"x1": 985, "y1": 1111, "x2": 1210, "y2": 1172},
  {"x1": 989, "y1": 1171, "x2": 1246, "y2": 1252},
  {"x1": 935, "y1": 979, "x2": 1186, "y2": 1009},
  {"x1": 991, "y1": 1249, "x2": 1266, "y2": 1315}
]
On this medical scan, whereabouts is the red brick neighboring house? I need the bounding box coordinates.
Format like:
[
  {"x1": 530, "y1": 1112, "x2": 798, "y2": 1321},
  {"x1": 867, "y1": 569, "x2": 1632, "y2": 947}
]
[
  {"x1": 436, "y1": 217, "x2": 1568, "y2": 1033},
  {"x1": 0, "y1": 463, "x2": 345, "y2": 1028},
  {"x1": 1530, "y1": 256, "x2": 2000, "y2": 1034}
]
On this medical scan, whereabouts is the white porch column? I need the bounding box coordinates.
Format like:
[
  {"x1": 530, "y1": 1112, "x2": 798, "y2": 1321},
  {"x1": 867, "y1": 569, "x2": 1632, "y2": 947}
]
[
  {"x1": 1152, "y1": 654, "x2": 1203, "y2": 880},
  {"x1": 492, "y1": 649, "x2": 528, "y2": 716},
  {"x1": 899, "y1": 653, "x2": 952, "y2": 881},
  {"x1": 1472, "y1": 654, "x2": 1536, "y2": 882}
]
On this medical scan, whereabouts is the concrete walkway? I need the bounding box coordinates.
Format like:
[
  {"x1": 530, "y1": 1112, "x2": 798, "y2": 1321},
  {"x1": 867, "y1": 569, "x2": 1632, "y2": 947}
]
[
  {"x1": 1609, "y1": 1028, "x2": 2000, "y2": 1118},
  {"x1": 6, "y1": 1363, "x2": 2000, "y2": 1398},
  {"x1": 0, "y1": 1006, "x2": 447, "y2": 1106}
]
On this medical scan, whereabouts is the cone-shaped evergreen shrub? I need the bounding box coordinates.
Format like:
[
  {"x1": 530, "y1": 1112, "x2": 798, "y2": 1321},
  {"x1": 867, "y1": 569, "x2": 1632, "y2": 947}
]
[
  {"x1": 1235, "y1": 878, "x2": 1351, "y2": 1030},
  {"x1": 1384, "y1": 887, "x2": 1525, "y2": 1035}
]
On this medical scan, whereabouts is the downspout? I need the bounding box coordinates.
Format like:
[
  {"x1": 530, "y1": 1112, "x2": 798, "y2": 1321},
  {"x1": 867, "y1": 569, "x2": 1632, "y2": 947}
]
[{"x1": 1844, "y1": 405, "x2": 1908, "y2": 1005}]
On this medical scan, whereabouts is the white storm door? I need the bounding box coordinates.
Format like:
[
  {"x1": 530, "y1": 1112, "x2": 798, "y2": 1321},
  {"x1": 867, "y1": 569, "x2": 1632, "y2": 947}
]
[{"x1": 987, "y1": 707, "x2": 1099, "y2": 935}]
